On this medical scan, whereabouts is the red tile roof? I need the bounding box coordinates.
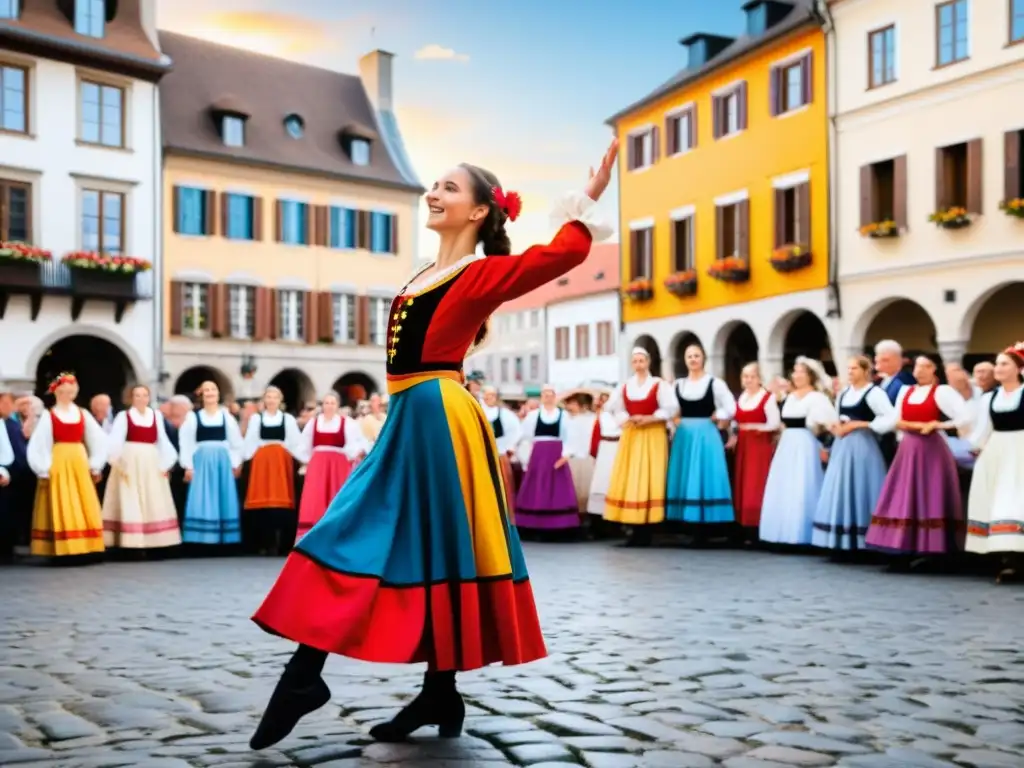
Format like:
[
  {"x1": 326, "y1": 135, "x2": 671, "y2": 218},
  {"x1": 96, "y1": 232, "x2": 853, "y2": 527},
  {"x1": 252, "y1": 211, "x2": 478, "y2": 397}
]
[{"x1": 499, "y1": 243, "x2": 619, "y2": 312}]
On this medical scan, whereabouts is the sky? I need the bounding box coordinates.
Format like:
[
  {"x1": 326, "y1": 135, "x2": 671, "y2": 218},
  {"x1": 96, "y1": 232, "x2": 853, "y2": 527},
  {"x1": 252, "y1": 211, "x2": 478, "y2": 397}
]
[{"x1": 156, "y1": 0, "x2": 739, "y2": 260}]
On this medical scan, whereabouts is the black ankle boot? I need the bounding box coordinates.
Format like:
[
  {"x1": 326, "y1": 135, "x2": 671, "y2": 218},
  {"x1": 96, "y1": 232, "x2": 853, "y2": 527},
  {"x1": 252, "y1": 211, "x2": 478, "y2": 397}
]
[
  {"x1": 250, "y1": 653, "x2": 331, "y2": 750},
  {"x1": 369, "y1": 671, "x2": 465, "y2": 742}
]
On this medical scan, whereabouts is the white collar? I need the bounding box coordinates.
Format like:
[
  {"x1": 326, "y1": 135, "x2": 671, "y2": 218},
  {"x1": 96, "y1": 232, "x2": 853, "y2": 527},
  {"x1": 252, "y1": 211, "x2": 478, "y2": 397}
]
[{"x1": 403, "y1": 251, "x2": 485, "y2": 296}]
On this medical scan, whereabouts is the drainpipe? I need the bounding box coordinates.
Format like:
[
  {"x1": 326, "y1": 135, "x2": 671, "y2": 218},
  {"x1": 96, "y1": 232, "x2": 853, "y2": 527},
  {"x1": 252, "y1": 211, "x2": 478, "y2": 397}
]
[
  {"x1": 814, "y1": 0, "x2": 842, "y2": 345},
  {"x1": 152, "y1": 82, "x2": 163, "y2": 395}
]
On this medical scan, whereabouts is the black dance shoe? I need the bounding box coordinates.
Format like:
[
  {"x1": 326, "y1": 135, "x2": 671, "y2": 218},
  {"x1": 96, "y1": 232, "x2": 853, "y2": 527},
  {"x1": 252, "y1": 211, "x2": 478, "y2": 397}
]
[
  {"x1": 249, "y1": 669, "x2": 331, "y2": 750},
  {"x1": 369, "y1": 671, "x2": 465, "y2": 742}
]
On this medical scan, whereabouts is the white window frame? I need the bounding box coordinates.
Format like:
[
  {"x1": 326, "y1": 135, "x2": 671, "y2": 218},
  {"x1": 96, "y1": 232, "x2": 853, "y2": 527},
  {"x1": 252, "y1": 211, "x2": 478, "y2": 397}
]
[
  {"x1": 182, "y1": 282, "x2": 208, "y2": 337},
  {"x1": 227, "y1": 284, "x2": 254, "y2": 340},
  {"x1": 368, "y1": 296, "x2": 390, "y2": 346},
  {"x1": 332, "y1": 293, "x2": 357, "y2": 344},
  {"x1": 223, "y1": 115, "x2": 245, "y2": 147},
  {"x1": 278, "y1": 289, "x2": 303, "y2": 342},
  {"x1": 627, "y1": 124, "x2": 655, "y2": 171},
  {"x1": 666, "y1": 102, "x2": 695, "y2": 156}
]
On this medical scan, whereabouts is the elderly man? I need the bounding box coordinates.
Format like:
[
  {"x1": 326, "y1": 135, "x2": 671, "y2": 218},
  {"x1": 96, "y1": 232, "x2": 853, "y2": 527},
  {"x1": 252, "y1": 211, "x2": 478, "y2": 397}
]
[
  {"x1": 90, "y1": 393, "x2": 114, "y2": 433},
  {"x1": 359, "y1": 393, "x2": 387, "y2": 444},
  {"x1": 164, "y1": 395, "x2": 193, "y2": 527},
  {"x1": 972, "y1": 361, "x2": 996, "y2": 396},
  {"x1": 873, "y1": 339, "x2": 915, "y2": 466}
]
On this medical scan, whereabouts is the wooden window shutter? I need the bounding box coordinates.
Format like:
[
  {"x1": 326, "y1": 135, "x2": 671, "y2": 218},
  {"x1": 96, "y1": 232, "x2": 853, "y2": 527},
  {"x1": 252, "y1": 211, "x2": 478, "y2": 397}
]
[
  {"x1": 171, "y1": 186, "x2": 181, "y2": 233},
  {"x1": 1006, "y1": 131, "x2": 1022, "y2": 202},
  {"x1": 268, "y1": 289, "x2": 280, "y2": 340},
  {"x1": 669, "y1": 218, "x2": 677, "y2": 271},
  {"x1": 253, "y1": 287, "x2": 267, "y2": 340},
  {"x1": 737, "y1": 199, "x2": 750, "y2": 259},
  {"x1": 319, "y1": 205, "x2": 330, "y2": 246},
  {"x1": 935, "y1": 147, "x2": 946, "y2": 211},
  {"x1": 715, "y1": 205, "x2": 724, "y2": 259},
  {"x1": 626, "y1": 138, "x2": 636, "y2": 171},
  {"x1": 304, "y1": 290, "x2": 318, "y2": 344},
  {"x1": 357, "y1": 210, "x2": 370, "y2": 249},
  {"x1": 317, "y1": 292, "x2": 334, "y2": 342},
  {"x1": 769, "y1": 69, "x2": 779, "y2": 117},
  {"x1": 389, "y1": 214, "x2": 399, "y2": 254},
  {"x1": 859, "y1": 164, "x2": 873, "y2": 226},
  {"x1": 712, "y1": 97, "x2": 720, "y2": 140},
  {"x1": 169, "y1": 281, "x2": 183, "y2": 335},
  {"x1": 218, "y1": 192, "x2": 229, "y2": 237},
  {"x1": 645, "y1": 226, "x2": 654, "y2": 277},
  {"x1": 893, "y1": 155, "x2": 908, "y2": 229},
  {"x1": 797, "y1": 182, "x2": 810, "y2": 247},
  {"x1": 802, "y1": 52, "x2": 813, "y2": 105},
  {"x1": 356, "y1": 295, "x2": 370, "y2": 345},
  {"x1": 651, "y1": 126, "x2": 661, "y2": 163},
  {"x1": 773, "y1": 188, "x2": 785, "y2": 248},
  {"x1": 274, "y1": 200, "x2": 283, "y2": 242},
  {"x1": 966, "y1": 138, "x2": 983, "y2": 214},
  {"x1": 665, "y1": 116, "x2": 675, "y2": 156},
  {"x1": 209, "y1": 283, "x2": 228, "y2": 338},
  {"x1": 629, "y1": 229, "x2": 640, "y2": 278},
  {"x1": 252, "y1": 197, "x2": 263, "y2": 240},
  {"x1": 738, "y1": 83, "x2": 748, "y2": 130},
  {"x1": 304, "y1": 203, "x2": 314, "y2": 246},
  {"x1": 204, "y1": 190, "x2": 216, "y2": 236},
  {"x1": 690, "y1": 104, "x2": 697, "y2": 148}
]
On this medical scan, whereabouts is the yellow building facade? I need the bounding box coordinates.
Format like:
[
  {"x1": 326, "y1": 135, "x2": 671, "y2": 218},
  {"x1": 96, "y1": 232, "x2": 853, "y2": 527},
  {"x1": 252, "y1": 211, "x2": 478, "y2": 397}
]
[{"x1": 609, "y1": 0, "x2": 835, "y2": 386}]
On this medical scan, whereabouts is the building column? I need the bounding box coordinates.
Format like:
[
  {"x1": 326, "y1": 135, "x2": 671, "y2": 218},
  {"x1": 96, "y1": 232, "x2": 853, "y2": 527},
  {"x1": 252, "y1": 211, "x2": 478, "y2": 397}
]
[
  {"x1": 937, "y1": 339, "x2": 968, "y2": 367},
  {"x1": 760, "y1": 354, "x2": 784, "y2": 381},
  {"x1": 709, "y1": 353, "x2": 726, "y2": 379}
]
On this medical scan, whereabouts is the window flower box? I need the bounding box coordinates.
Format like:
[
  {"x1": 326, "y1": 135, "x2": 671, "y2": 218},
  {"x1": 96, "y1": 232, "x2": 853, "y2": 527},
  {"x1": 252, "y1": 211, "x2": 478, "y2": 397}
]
[
  {"x1": 999, "y1": 198, "x2": 1024, "y2": 219},
  {"x1": 707, "y1": 256, "x2": 749, "y2": 283},
  {"x1": 858, "y1": 220, "x2": 899, "y2": 238},
  {"x1": 0, "y1": 242, "x2": 50, "y2": 289},
  {"x1": 769, "y1": 245, "x2": 812, "y2": 273},
  {"x1": 664, "y1": 270, "x2": 697, "y2": 297},
  {"x1": 62, "y1": 251, "x2": 152, "y2": 273},
  {"x1": 623, "y1": 278, "x2": 653, "y2": 302},
  {"x1": 928, "y1": 207, "x2": 971, "y2": 230}
]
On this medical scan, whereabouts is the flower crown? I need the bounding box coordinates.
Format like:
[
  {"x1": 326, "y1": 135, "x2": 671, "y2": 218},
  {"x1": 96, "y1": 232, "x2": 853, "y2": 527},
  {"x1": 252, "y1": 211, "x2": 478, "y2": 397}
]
[
  {"x1": 492, "y1": 186, "x2": 522, "y2": 222},
  {"x1": 48, "y1": 372, "x2": 77, "y2": 393},
  {"x1": 1004, "y1": 341, "x2": 1024, "y2": 366}
]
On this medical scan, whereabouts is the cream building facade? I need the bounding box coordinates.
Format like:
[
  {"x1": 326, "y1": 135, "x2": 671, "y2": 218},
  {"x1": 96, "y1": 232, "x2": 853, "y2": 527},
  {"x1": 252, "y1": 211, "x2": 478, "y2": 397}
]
[{"x1": 828, "y1": 0, "x2": 1024, "y2": 366}]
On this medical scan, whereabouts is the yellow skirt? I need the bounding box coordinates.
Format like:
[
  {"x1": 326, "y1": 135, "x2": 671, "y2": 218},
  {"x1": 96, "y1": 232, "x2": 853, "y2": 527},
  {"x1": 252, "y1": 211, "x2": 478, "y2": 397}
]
[
  {"x1": 603, "y1": 421, "x2": 668, "y2": 526},
  {"x1": 31, "y1": 443, "x2": 105, "y2": 557}
]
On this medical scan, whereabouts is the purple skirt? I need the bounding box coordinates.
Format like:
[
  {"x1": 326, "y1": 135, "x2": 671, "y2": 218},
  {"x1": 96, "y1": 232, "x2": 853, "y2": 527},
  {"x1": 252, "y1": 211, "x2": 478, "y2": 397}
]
[
  {"x1": 865, "y1": 432, "x2": 964, "y2": 554},
  {"x1": 516, "y1": 440, "x2": 579, "y2": 529}
]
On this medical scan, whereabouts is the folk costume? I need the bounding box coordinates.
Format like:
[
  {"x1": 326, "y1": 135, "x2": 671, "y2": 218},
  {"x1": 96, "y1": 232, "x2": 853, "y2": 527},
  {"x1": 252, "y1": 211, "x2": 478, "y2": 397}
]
[
  {"x1": 759, "y1": 389, "x2": 835, "y2": 545},
  {"x1": 865, "y1": 383, "x2": 968, "y2": 555},
  {"x1": 179, "y1": 407, "x2": 244, "y2": 545},
  {"x1": 586, "y1": 409, "x2": 621, "y2": 518},
  {"x1": 515, "y1": 406, "x2": 579, "y2": 530},
  {"x1": 812, "y1": 385, "x2": 896, "y2": 552},
  {"x1": 0, "y1": 418, "x2": 27, "y2": 560},
  {"x1": 359, "y1": 412, "x2": 386, "y2": 446},
  {"x1": 564, "y1": 408, "x2": 597, "y2": 514},
  {"x1": 250, "y1": 191, "x2": 610, "y2": 750},
  {"x1": 878, "y1": 369, "x2": 915, "y2": 466},
  {"x1": 27, "y1": 402, "x2": 108, "y2": 557},
  {"x1": 102, "y1": 407, "x2": 181, "y2": 549},
  {"x1": 481, "y1": 402, "x2": 521, "y2": 524},
  {"x1": 603, "y1": 370, "x2": 674, "y2": 530},
  {"x1": 732, "y1": 388, "x2": 779, "y2": 533},
  {"x1": 243, "y1": 409, "x2": 303, "y2": 553},
  {"x1": 665, "y1": 375, "x2": 737, "y2": 528},
  {"x1": 295, "y1": 413, "x2": 366, "y2": 543}
]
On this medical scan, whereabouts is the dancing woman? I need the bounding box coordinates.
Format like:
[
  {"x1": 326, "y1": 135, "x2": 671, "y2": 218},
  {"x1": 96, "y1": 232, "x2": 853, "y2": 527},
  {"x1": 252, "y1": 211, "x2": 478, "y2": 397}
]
[{"x1": 249, "y1": 141, "x2": 617, "y2": 749}]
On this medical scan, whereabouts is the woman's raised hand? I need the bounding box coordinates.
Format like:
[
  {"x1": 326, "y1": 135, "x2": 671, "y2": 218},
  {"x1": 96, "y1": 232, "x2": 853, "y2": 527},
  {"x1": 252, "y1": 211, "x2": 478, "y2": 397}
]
[{"x1": 584, "y1": 138, "x2": 620, "y2": 202}]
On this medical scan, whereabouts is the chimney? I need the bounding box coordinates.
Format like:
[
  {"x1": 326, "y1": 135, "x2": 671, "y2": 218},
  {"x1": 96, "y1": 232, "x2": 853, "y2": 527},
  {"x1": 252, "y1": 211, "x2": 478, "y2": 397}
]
[{"x1": 359, "y1": 50, "x2": 394, "y2": 113}]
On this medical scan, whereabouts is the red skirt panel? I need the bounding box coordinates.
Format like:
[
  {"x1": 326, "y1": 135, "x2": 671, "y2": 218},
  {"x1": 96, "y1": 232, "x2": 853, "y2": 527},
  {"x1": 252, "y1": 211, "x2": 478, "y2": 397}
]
[
  {"x1": 734, "y1": 430, "x2": 776, "y2": 528},
  {"x1": 245, "y1": 444, "x2": 295, "y2": 510}
]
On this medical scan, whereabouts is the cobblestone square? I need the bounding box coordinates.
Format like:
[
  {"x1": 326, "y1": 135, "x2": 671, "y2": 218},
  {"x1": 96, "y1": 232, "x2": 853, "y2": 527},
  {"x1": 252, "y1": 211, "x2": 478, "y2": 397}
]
[{"x1": 2, "y1": 545, "x2": 1024, "y2": 767}]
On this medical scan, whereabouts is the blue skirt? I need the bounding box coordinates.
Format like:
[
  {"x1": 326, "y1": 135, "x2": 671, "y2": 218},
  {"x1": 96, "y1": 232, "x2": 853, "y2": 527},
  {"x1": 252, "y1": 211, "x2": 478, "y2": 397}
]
[
  {"x1": 760, "y1": 428, "x2": 823, "y2": 544},
  {"x1": 812, "y1": 429, "x2": 886, "y2": 550},
  {"x1": 182, "y1": 443, "x2": 241, "y2": 544},
  {"x1": 666, "y1": 419, "x2": 734, "y2": 524}
]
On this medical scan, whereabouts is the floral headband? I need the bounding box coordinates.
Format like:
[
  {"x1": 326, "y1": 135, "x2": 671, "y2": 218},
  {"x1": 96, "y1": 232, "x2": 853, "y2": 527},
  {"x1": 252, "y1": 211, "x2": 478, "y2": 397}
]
[
  {"x1": 1003, "y1": 341, "x2": 1024, "y2": 367},
  {"x1": 48, "y1": 372, "x2": 77, "y2": 393},
  {"x1": 492, "y1": 186, "x2": 522, "y2": 222}
]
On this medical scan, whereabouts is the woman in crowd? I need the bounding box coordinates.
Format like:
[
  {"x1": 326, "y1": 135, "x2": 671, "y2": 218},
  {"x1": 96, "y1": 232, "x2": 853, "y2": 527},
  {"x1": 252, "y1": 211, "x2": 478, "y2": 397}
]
[
  {"x1": 759, "y1": 358, "x2": 835, "y2": 548},
  {"x1": 812, "y1": 356, "x2": 895, "y2": 555},
  {"x1": 179, "y1": 380, "x2": 244, "y2": 547},
  {"x1": 731, "y1": 363, "x2": 778, "y2": 544},
  {"x1": 480, "y1": 385, "x2": 521, "y2": 522},
  {"x1": 102, "y1": 384, "x2": 181, "y2": 551},
  {"x1": 665, "y1": 344, "x2": 736, "y2": 541},
  {"x1": 515, "y1": 385, "x2": 579, "y2": 534},
  {"x1": 586, "y1": 390, "x2": 620, "y2": 532},
  {"x1": 965, "y1": 342, "x2": 1024, "y2": 582},
  {"x1": 27, "y1": 373, "x2": 108, "y2": 559},
  {"x1": 562, "y1": 391, "x2": 597, "y2": 516}
]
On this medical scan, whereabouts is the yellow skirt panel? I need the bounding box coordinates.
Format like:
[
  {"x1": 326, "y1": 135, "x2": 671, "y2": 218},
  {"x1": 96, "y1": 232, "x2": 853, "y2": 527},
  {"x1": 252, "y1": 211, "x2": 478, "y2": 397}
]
[
  {"x1": 603, "y1": 422, "x2": 668, "y2": 526},
  {"x1": 32, "y1": 442, "x2": 105, "y2": 557}
]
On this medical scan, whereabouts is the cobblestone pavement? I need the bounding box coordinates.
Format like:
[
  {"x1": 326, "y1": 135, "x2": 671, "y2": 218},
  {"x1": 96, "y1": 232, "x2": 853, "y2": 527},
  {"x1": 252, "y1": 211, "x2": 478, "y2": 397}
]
[{"x1": 2, "y1": 545, "x2": 1024, "y2": 768}]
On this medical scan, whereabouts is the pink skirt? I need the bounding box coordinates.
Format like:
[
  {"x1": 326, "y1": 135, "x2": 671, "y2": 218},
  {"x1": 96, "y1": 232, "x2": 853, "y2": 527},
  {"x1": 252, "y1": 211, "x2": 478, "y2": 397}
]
[{"x1": 295, "y1": 450, "x2": 354, "y2": 543}]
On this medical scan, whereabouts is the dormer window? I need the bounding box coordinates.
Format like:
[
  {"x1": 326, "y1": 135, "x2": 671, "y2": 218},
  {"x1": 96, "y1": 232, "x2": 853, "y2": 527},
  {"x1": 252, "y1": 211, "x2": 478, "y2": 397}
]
[
  {"x1": 687, "y1": 39, "x2": 706, "y2": 69},
  {"x1": 741, "y1": 1, "x2": 792, "y2": 37},
  {"x1": 746, "y1": 2, "x2": 768, "y2": 35},
  {"x1": 284, "y1": 114, "x2": 304, "y2": 139},
  {"x1": 75, "y1": 0, "x2": 106, "y2": 38},
  {"x1": 679, "y1": 33, "x2": 734, "y2": 70},
  {"x1": 223, "y1": 116, "x2": 244, "y2": 147},
  {"x1": 350, "y1": 139, "x2": 370, "y2": 166},
  {"x1": 0, "y1": 0, "x2": 20, "y2": 20},
  {"x1": 339, "y1": 124, "x2": 376, "y2": 166}
]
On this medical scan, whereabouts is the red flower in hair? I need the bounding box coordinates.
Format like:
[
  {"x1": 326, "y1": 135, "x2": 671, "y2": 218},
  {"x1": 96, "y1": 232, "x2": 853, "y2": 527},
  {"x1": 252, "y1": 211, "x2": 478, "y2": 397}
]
[
  {"x1": 48, "y1": 372, "x2": 77, "y2": 393},
  {"x1": 1004, "y1": 341, "x2": 1024, "y2": 366},
  {"x1": 492, "y1": 186, "x2": 523, "y2": 222}
]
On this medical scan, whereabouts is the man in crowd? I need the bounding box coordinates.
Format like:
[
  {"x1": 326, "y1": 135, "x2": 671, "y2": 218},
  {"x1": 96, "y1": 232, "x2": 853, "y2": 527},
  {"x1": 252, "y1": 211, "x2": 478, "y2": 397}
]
[
  {"x1": 0, "y1": 387, "x2": 30, "y2": 563},
  {"x1": 972, "y1": 361, "x2": 997, "y2": 395},
  {"x1": 359, "y1": 393, "x2": 387, "y2": 445},
  {"x1": 90, "y1": 393, "x2": 114, "y2": 433}
]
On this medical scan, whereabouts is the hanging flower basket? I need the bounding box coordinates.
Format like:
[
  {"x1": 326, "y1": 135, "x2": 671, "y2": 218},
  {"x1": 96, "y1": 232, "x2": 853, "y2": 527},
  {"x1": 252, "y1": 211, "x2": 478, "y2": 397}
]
[
  {"x1": 928, "y1": 207, "x2": 971, "y2": 230},
  {"x1": 707, "y1": 256, "x2": 749, "y2": 283},
  {"x1": 858, "y1": 220, "x2": 899, "y2": 238},
  {"x1": 622, "y1": 278, "x2": 653, "y2": 302},
  {"x1": 62, "y1": 251, "x2": 152, "y2": 273},
  {"x1": 769, "y1": 245, "x2": 812, "y2": 273},
  {"x1": 664, "y1": 270, "x2": 697, "y2": 297},
  {"x1": 999, "y1": 198, "x2": 1024, "y2": 219}
]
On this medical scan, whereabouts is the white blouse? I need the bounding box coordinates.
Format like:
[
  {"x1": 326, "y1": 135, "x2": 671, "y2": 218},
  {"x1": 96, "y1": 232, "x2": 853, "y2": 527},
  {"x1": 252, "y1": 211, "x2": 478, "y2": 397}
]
[
  {"x1": 0, "y1": 420, "x2": 15, "y2": 481},
  {"x1": 296, "y1": 414, "x2": 367, "y2": 463},
  {"x1": 605, "y1": 374, "x2": 675, "y2": 427},
  {"x1": 970, "y1": 386, "x2": 1023, "y2": 450},
  {"x1": 519, "y1": 407, "x2": 569, "y2": 456},
  {"x1": 242, "y1": 409, "x2": 303, "y2": 461},
  {"x1": 27, "y1": 404, "x2": 108, "y2": 477},
  {"x1": 106, "y1": 407, "x2": 178, "y2": 472},
  {"x1": 596, "y1": 409, "x2": 622, "y2": 439},
  {"x1": 178, "y1": 407, "x2": 244, "y2": 470},
  {"x1": 837, "y1": 384, "x2": 897, "y2": 435},
  {"x1": 564, "y1": 411, "x2": 597, "y2": 459},
  {"x1": 895, "y1": 384, "x2": 970, "y2": 429},
  {"x1": 780, "y1": 391, "x2": 836, "y2": 429},
  {"x1": 481, "y1": 405, "x2": 522, "y2": 455},
  {"x1": 669, "y1": 374, "x2": 736, "y2": 421},
  {"x1": 735, "y1": 388, "x2": 781, "y2": 432}
]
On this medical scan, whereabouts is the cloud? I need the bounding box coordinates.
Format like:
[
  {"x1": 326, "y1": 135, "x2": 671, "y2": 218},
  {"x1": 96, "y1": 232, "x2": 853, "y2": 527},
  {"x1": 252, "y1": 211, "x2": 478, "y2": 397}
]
[{"x1": 414, "y1": 44, "x2": 470, "y2": 62}]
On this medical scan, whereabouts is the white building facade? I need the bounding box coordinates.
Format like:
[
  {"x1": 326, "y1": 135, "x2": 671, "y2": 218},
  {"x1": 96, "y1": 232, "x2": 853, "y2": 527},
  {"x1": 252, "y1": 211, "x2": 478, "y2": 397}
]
[
  {"x1": 828, "y1": 0, "x2": 1024, "y2": 365},
  {"x1": 0, "y1": 0, "x2": 168, "y2": 400},
  {"x1": 466, "y1": 306, "x2": 546, "y2": 399},
  {"x1": 547, "y1": 291, "x2": 621, "y2": 390}
]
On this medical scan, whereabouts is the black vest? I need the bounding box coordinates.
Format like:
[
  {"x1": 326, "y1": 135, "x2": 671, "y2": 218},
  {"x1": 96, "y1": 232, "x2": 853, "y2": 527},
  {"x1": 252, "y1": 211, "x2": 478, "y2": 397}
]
[
  {"x1": 534, "y1": 409, "x2": 562, "y2": 438},
  {"x1": 991, "y1": 388, "x2": 1024, "y2": 432},
  {"x1": 676, "y1": 378, "x2": 717, "y2": 419},
  {"x1": 259, "y1": 414, "x2": 286, "y2": 441},
  {"x1": 195, "y1": 411, "x2": 227, "y2": 443},
  {"x1": 490, "y1": 412, "x2": 505, "y2": 439},
  {"x1": 780, "y1": 397, "x2": 807, "y2": 429},
  {"x1": 838, "y1": 385, "x2": 877, "y2": 422}
]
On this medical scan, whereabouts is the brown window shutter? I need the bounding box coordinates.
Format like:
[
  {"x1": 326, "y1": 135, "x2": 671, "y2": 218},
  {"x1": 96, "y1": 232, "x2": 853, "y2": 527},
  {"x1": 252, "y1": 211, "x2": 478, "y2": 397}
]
[
  {"x1": 268, "y1": 289, "x2": 279, "y2": 340},
  {"x1": 774, "y1": 188, "x2": 784, "y2": 248},
  {"x1": 357, "y1": 210, "x2": 370, "y2": 249},
  {"x1": 797, "y1": 182, "x2": 810, "y2": 246},
  {"x1": 935, "y1": 147, "x2": 946, "y2": 211},
  {"x1": 218, "y1": 192, "x2": 229, "y2": 237},
  {"x1": 669, "y1": 218, "x2": 677, "y2": 271},
  {"x1": 690, "y1": 104, "x2": 697, "y2": 148},
  {"x1": 356, "y1": 295, "x2": 370, "y2": 345},
  {"x1": 966, "y1": 138, "x2": 983, "y2": 214},
  {"x1": 171, "y1": 186, "x2": 181, "y2": 233},
  {"x1": 317, "y1": 292, "x2": 334, "y2": 342},
  {"x1": 802, "y1": 52, "x2": 813, "y2": 105},
  {"x1": 715, "y1": 205, "x2": 724, "y2": 259},
  {"x1": 1006, "y1": 131, "x2": 1022, "y2": 202},
  {"x1": 252, "y1": 197, "x2": 263, "y2": 240},
  {"x1": 893, "y1": 155, "x2": 908, "y2": 229},
  {"x1": 665, "y1": 117, "x2": 675, "y2": 156},
  {"x1": 651, "y1": 126, "x2": 660, "y2": 163},
  {"x1": 769, "y1": 68, "x2": 779, "y2": 117},
  {"x1": 389, "y1": 214, "x2": 399, "y2": 254},
  {"x1": 737, "y1": 199, "x2": 750, "y2": 259},
  {"x1": 204, "y1": 190, "x2": 216, "y2": 236},
  {"x1": 320, "y1": 205, "x2": 330, "y2": 246},
  {"x1": 712, "y1": 97, "x2": 720, "y2": 140},
  {"x1": 738, "y1": 83, "x2": 748, "y2": 131},
  {"x1": 859, "y1": 164, "x2": 873, "y2": 226},
  {"x1": 252, "y1": 287, "x2": 266, "y2": 340},
  {"x1": 169, "y1": 281, "x2": 183, "y2": 335},
  {"x1": 209, "y1": 283, "x2": 228, "y2": 337},
  {"x1": 628, "y1": 230, "x2": 638, "y2": 278},
  {"x1": 626, "y1": 138, "x2": 636, "y2": 171},
  {"x1": 304, "y1": 290, "x2": 318, "y2": 344},
  {"x1": 274, "y1": 200, "x2": 283, "y2": 242},
  {"x1": 304, "y1": 203, "x2": 314, "y2": 246}
]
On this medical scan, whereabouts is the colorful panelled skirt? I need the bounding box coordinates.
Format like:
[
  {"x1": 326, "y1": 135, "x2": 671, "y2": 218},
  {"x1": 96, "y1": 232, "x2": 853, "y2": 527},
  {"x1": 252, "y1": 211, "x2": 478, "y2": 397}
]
[
  {"x1": 182, "y1": 443, "x2": 241, "y2": 545},
  {"x1": 733, "y1": 430, "x2": 774, "y2": 529},
  {"x1": 253, "y1": 372, "x2": 546, "y2": 672},
  {"x1": 966, "y1": 428, "x2": 1024, "y2": 554},
  {"x1": 515, "y1": 441, "x2": 579, "y2": 530},
  {"x1": 31, "y1": 443, "x2": 105, "y2": 557},
  {"x1": 102, "y1": 442, "x2": 181, "y2": 549},
  {"x1": 498, "y1": 454, "x2": 517, "y2": 524},
  {"x1": 812, "y1": 429, "x2": 886, "y2": 551},
  {"x1": 760, "y1": 428, "x2": 824, "y2": 545},
  {"x1": 665, "y1": 419, "x2": 734, "y2": 524},
  {"x1": 604, "y1": 422, "x2": 667, "y2": 525},
  {"x1": 295, "y1": 450, "x2": 354, "y2": 543},
  {"x1": 866, "y1": 432, "x2": 963, "y2": 554}
]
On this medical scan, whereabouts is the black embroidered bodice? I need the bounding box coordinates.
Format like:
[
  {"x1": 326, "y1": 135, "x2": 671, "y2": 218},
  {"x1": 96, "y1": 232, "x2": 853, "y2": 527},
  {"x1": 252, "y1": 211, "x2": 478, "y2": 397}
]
[
  {"x1": 838, "y1": 386, "x2": 877, "y2": 422},
  {"x1": 534, "y1": 409, "x2": 562, "y2": 438},
  {"x1": 991, "y1": 388, "x2": 1024, "y2": 432},
  {"x1": 259, "y1": 416, "x2": 286, "y2": 441},
  {"x1": 676, "y1": 378, "x2": 716, "y2": 419},
  {"x1": 195, "y1": 412, "x2": 227, "y2": 442}
]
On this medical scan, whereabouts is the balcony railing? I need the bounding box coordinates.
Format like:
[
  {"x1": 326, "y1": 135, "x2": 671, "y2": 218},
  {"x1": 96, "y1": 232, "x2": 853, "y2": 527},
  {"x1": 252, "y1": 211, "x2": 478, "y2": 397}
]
[
  {"x1": 0, "y1": 259, "x2": 153, "y2": 322},
  {"x1": 39, "y1": 260, "x2": 154, "y2": 298}
]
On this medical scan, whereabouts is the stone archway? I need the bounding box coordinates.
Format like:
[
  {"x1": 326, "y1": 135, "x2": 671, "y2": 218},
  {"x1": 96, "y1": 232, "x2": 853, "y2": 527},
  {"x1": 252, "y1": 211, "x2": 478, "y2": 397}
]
[
  {"x1": 774, "y1": 310, "x2": 836, "y2": 377},
  {"x1": 862, "y1": 298, "x2": 938, "y2": 362},
  {"x1": 268, "y1": 368, "x2": 316, "y2": 415},
  {"x1": 332, "y1": 371, "x2": 379, "y2": 409},
  {"x1": 35, "y1": 335, "x2": 137, "y2": 406},
  {"x1": 174, "y1": 366, "x2": 234, "y2": 405},
  {"x1": 964, "y1": 281, "x2": 1024, "y2": 369},
  {"x1": 715, "y1": 321, "x2": 759, "y2": 393},
  {"x1": 669, "y1": 331, "x2": 703, "y2": 379},
  {"x1": 632, "y1": 334, "x2": 663, "y2": 380}
]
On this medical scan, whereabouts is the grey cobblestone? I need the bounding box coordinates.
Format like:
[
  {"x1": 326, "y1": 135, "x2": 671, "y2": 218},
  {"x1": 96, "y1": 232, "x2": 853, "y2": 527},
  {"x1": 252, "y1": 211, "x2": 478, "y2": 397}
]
[{"x1": 2, "y1": 544, "x2": 1023, "y2": 766}]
